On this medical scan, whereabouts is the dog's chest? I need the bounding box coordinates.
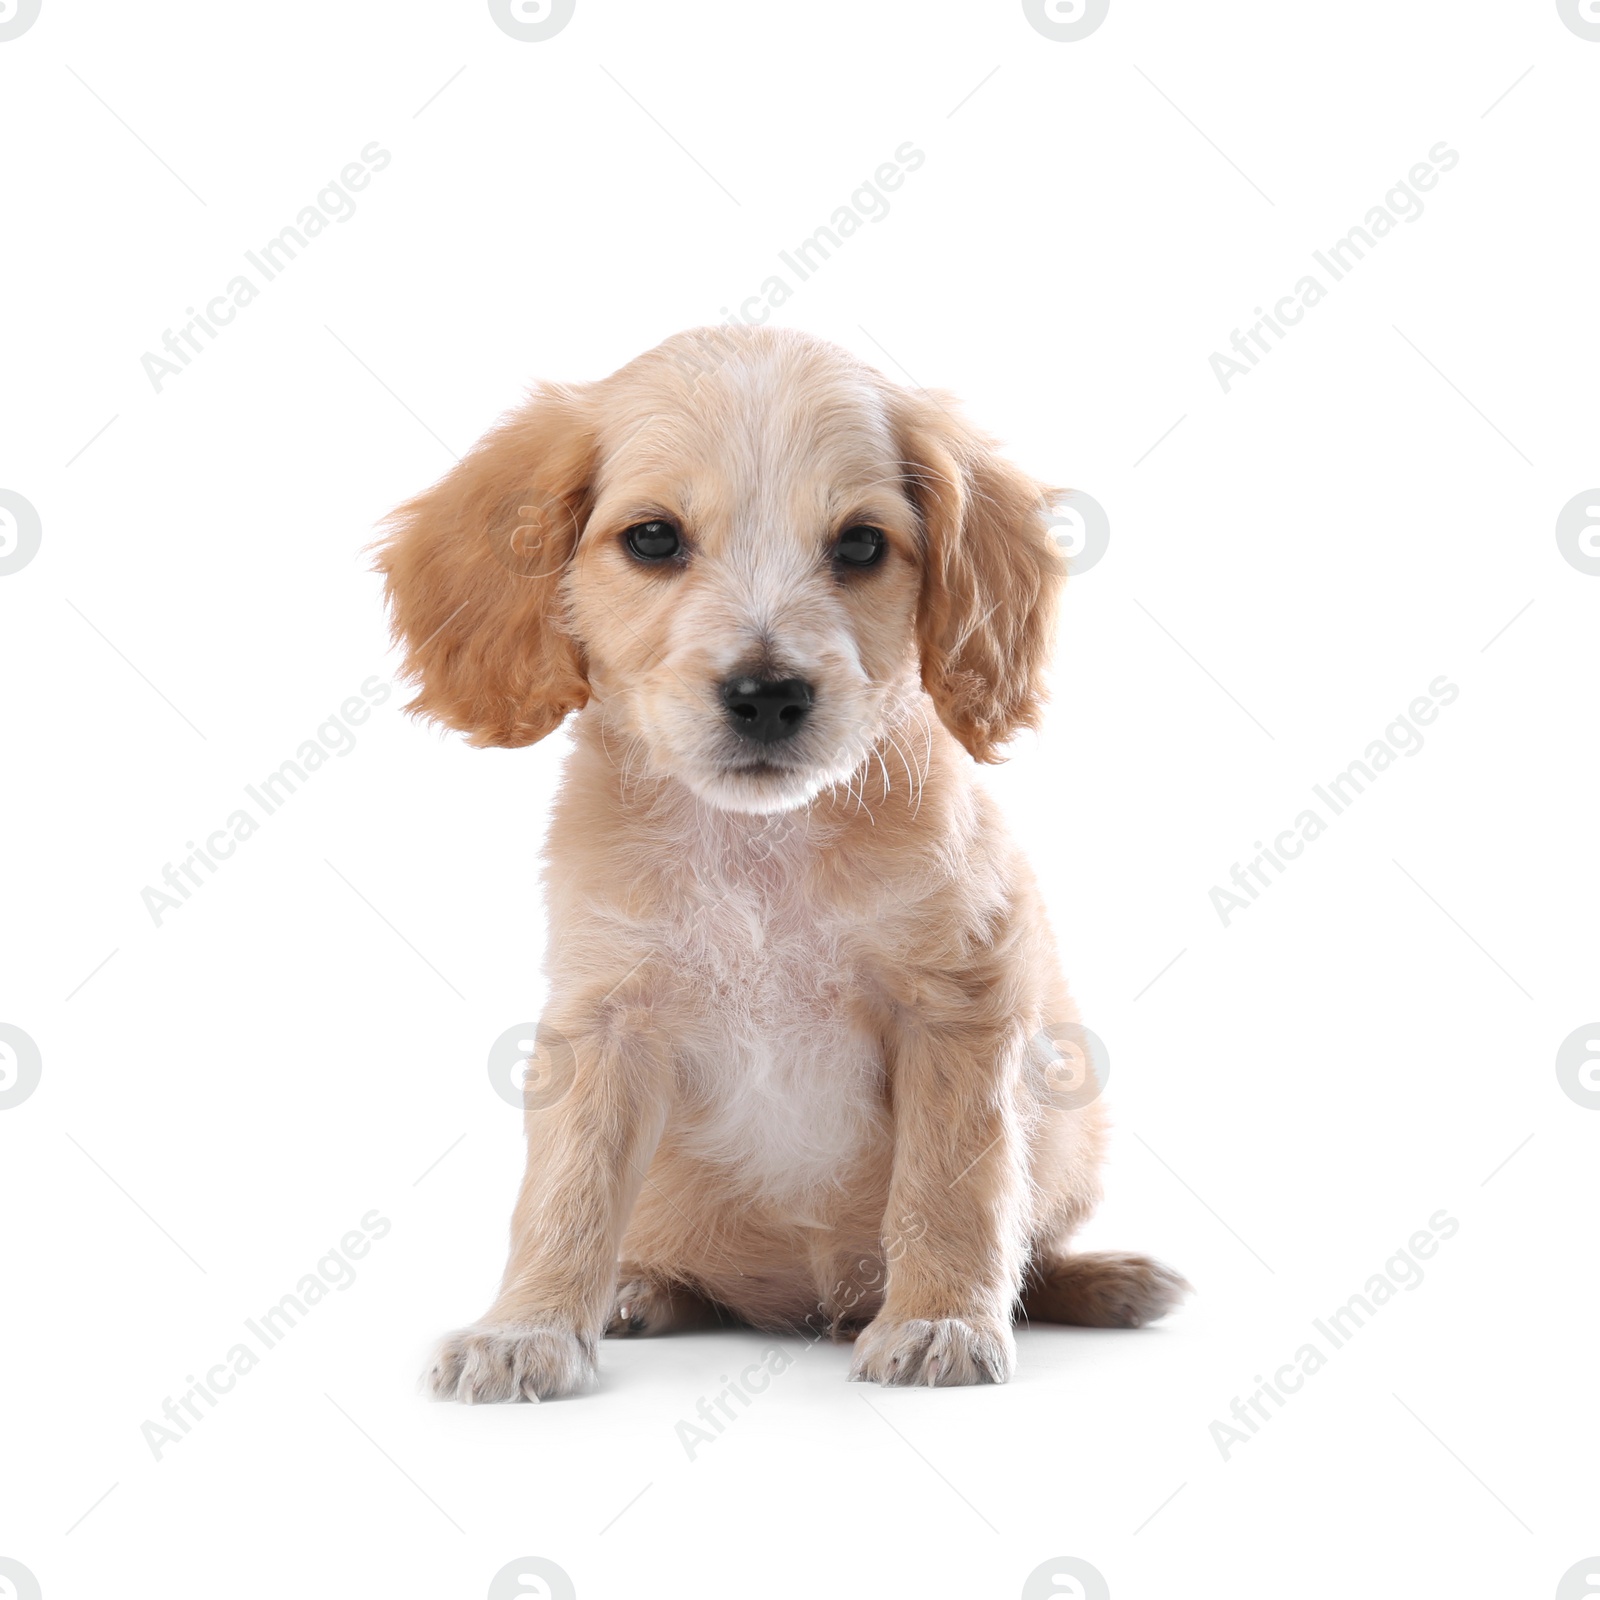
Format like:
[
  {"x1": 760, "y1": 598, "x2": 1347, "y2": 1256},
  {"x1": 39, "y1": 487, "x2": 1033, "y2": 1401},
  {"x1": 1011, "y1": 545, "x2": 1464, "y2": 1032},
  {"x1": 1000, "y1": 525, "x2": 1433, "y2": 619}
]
[{"x1": 664, "y1": 864, "x2": 888, "y2": 1202}]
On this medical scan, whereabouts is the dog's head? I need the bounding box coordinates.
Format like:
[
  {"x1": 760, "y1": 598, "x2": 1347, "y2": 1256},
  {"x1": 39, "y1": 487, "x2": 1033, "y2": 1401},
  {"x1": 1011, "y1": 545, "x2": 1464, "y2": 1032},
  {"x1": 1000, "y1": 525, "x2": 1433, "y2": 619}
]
[{"x1": 378, "y1": 327, "x2": 1062, "y2": 814}]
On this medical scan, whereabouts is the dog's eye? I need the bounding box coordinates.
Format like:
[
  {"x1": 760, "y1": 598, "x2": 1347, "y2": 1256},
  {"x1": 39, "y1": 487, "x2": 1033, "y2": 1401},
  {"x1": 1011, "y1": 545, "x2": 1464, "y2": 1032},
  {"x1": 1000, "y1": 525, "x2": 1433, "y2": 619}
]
[
  {"x1": 624, "y1": 520, "x2": 681, "y2": 561},
  {"x1": 834, "y1": 525, "x2": 885, "y2": 568}
]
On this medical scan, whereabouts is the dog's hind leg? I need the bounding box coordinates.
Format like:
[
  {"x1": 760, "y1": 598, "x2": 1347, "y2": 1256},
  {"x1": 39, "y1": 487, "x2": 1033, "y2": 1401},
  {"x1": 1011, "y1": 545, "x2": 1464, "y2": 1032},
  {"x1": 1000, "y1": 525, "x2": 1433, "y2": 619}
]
[
  {"x1": 1019, "y1": 1250, "x2": 1191, "y2": 1329},
  {"x1": 606, "y1": 1266, "x2": 729, "y2": 1337}
]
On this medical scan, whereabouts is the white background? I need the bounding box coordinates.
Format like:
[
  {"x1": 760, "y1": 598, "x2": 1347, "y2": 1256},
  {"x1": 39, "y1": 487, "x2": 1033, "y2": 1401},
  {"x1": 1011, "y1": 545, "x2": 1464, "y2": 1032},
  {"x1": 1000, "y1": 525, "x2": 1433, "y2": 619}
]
[{"x1": 3, "y1": 2, "x2": 1597, "y2": 1597}]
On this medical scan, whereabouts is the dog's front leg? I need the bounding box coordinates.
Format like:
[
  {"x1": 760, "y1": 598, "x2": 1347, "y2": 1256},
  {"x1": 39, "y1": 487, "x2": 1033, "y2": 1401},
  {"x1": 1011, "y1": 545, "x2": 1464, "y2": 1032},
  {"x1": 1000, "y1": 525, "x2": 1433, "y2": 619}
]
[
  {"x1": 851, "y1": 1015, "x2": 1029, "y2": 1387},
  {"x1": 428, "y1": 999, "x2": 670, "y2": 1402}
]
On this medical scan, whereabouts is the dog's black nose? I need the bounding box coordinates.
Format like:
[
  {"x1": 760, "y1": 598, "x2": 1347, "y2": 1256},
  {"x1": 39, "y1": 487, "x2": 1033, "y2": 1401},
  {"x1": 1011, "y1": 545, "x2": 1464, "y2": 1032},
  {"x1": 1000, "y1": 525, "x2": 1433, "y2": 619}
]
[{"x1": 720, "y1": 675, "x2": 813, "y2": 744}]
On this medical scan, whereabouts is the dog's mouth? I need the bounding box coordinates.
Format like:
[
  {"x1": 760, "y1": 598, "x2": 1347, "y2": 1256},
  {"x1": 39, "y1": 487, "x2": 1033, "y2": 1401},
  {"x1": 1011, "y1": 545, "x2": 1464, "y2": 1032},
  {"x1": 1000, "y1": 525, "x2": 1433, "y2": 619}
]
[
  {"x1": 690, "y1": 748, "x2": 830, "y2": 816},
  {"x1": 721, "y1": 758, "x2": 799, "y2": 778}
]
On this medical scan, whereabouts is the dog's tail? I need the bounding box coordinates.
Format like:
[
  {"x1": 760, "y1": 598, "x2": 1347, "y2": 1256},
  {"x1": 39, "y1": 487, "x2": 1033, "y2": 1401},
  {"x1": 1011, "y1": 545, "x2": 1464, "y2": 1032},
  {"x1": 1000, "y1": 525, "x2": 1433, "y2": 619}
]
[{"x1": 1019, "y1": 1250, "x2": 1191, "y2": 1328}]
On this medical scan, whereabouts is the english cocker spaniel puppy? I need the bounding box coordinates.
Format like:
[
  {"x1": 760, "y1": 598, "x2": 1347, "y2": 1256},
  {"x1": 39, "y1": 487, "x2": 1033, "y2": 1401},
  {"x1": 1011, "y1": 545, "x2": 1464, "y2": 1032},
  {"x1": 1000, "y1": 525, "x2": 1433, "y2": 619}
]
[{"x1": 379, "y1": 326, "x2": 1187, "y2": 1400}]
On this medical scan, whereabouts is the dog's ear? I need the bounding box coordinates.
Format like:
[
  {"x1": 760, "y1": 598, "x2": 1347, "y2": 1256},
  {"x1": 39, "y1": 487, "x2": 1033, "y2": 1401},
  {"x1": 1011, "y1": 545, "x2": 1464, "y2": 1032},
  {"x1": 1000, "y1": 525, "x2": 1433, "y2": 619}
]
[
  {"x1": 376, "y1": 385, "x2": 594, "y2": 748},
  {"x1": 891, "y1": 388, "x2": 1063, "y2": 763}
]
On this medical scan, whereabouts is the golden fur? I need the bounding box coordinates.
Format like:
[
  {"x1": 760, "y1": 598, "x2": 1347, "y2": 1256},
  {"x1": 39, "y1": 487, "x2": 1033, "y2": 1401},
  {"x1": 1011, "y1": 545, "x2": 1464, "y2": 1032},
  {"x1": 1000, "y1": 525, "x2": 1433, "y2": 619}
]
[{"x1": 378, "y1": 326, "x2": 1187, "y2": 1399}]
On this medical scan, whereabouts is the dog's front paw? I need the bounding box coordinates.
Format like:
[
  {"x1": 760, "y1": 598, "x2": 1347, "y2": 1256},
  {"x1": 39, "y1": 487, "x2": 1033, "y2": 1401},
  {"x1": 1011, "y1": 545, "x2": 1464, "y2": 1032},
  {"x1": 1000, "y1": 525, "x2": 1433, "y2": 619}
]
[
  {"x1": 426, "y1": 1324, "x2": 595, "y2": 1403},
  {"x1": 849, "y1": 1315, "x2": 1015, "y2": 1387}
]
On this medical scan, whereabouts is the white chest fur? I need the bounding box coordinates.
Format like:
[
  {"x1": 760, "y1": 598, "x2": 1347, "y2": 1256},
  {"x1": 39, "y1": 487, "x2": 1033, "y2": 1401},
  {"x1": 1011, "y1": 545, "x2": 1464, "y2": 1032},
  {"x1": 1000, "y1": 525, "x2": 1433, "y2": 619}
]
[{"x1": 658, "y1": 815, "x2": 888, "y2": 1206}]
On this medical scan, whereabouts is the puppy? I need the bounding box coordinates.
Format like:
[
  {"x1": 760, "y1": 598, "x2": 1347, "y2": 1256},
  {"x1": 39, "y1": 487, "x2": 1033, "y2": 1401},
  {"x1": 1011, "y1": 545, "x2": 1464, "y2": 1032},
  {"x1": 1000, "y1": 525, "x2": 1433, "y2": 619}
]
[{"x1": 379, "y1": 326, "x2": 1187, "y2": 1400}]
